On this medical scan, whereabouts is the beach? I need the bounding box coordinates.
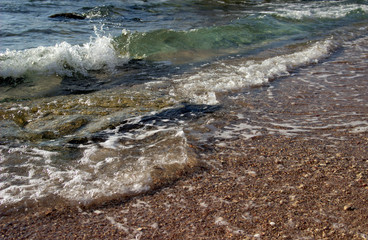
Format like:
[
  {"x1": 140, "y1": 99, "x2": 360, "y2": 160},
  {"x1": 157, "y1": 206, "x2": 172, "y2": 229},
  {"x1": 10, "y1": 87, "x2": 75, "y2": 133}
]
[{"x1": 1, "y1": 31, "x2": 367, "y2": 239}]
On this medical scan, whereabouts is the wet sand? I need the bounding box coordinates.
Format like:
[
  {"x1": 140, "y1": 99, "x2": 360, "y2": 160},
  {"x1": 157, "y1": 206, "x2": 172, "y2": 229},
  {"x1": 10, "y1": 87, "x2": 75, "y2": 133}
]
[{"x1": 1, "y1": 37, "x2": 368, "y2": 239}]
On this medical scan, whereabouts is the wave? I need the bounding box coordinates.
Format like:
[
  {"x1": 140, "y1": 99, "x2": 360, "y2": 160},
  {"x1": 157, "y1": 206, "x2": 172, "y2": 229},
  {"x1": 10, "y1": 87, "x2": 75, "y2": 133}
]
[
  {"x1": 0, "y1": 31, "x2": 128, "y2": 79},
  {"x1": 0, "y1": 17, "x2": 303, "y2": 79},
  {"x1": 173, "y1": 38, "x2": 336, "y2": 105},
  {"x1": 0, "y1": 114, "x2": 191, "y2": 208},
  {"x1": 0, "y1": 38, "x2": 338, "y2": 207},
  {"x1": 1, "y1": 1, "x2": 366, "y2": 80},
  {"x1": 114, "y1": 17, "x2": 303, "y2": 60}
]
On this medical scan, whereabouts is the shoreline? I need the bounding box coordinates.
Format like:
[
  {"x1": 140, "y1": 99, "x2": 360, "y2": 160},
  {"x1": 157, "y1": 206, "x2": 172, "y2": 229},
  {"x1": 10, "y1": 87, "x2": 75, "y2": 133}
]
[
  {"x1": 1, "y1": 133, "x2": 367, "y2": 239},
  {"x1": 1, "y1": 37, "x2": 368, "y2": 239}
]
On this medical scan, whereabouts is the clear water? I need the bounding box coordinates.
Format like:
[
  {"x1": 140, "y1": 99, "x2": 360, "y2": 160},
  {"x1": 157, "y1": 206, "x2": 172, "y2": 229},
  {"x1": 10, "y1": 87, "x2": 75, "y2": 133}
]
[{"x1": 0, "y1": 0, "x2": 367, "y2": 210}]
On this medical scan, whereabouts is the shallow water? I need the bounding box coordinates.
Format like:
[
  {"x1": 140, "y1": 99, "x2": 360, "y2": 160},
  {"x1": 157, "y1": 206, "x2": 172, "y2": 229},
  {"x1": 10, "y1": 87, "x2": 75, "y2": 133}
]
[{"x1": 0, "y1": 0, "x2": 367, "y2": 211}]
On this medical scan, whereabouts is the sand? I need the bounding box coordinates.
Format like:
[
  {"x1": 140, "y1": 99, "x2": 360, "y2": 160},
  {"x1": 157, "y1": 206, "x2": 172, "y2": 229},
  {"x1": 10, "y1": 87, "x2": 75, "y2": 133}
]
[{"x1": 1, "y1": 37, "x2": 367, "y2": 239}]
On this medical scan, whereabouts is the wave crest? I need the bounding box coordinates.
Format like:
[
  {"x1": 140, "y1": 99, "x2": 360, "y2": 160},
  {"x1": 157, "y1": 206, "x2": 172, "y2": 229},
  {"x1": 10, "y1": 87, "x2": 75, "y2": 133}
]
[{"x1": 0, "y1": 34, "x2": 127, "y2": 79}]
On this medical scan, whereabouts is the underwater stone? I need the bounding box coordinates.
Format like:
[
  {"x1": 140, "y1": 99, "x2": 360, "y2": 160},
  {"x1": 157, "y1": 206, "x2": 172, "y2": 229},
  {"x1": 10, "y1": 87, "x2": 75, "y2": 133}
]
[
  {"x1": 25, "y1": 115, "x2": 90, "y2": 139},
  {"x1": 0, "y1": 77, "x2": 25, "y2": 87},
  {"x1": 49, "y1": 13, "x2": 86, "y2": 20},
  {"x1": 0, "y1": 120, "x2": 24, "y2": 140},
  {"x1": 0, "y1": 111, "x2": 29, "y2": 127}
]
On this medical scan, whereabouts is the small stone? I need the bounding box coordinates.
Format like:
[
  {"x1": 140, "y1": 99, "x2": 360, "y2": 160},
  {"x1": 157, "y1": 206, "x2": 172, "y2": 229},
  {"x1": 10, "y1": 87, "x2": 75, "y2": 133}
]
[
  {"x1": 94, "y1": 210, "x2": 103, "y2": 214},
  {"x1": 246, "y1": 170, "x2": 257, "y2": 177},
  {"x1": 343, "y1": 204, "x2": 355, "y2": 211},
  {"x1": 356, "y1": 173, "x2": 363, "y2": 179},
  {"x1": 151, "y1": 223, "x2": 158, "y2": 229},
  {"x1": 270, "y1": 222, "x2": 276, "y2": 226}
]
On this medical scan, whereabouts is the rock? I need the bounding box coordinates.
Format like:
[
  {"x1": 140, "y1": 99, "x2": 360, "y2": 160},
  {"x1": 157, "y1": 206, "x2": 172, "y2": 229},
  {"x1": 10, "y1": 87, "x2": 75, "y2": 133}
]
[
  {"x1": 343, "y1": 204, "x2": 355, "y2": 211},
  {"x1": 49, "y1": 13, "x2": 86, "y2": 20},
  {"x1": 245, "y1": 170, "x2": 257, "y2": 177},
  {"x1": 0, "y1": 77, "x2": 24, "y2": 88},
  {"x1": 0, "y1": 120, "x2": 24, "y2": 140},
  {"x1": 25, "y1": 115, "x2": 90, "y2": 139}
]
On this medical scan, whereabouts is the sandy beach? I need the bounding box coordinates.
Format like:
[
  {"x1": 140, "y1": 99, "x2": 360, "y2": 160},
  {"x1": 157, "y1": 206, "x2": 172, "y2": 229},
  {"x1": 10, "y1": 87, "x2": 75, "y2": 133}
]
[{"x1": 1, "y1": 37, "x2": 367, "y2": 239}]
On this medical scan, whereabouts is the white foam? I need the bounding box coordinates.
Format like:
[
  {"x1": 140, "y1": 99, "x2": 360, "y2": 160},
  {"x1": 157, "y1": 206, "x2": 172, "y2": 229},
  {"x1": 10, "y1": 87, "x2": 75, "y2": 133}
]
[
  {"x1": 0, "y1": 122, "x2": 190, "y2": 206},
  {"x1": 216, "y1": 119, "x2": 368, "y2": 142},
  {"x1": 0, "y1": 31, "x2": 128, "y2": 79},
  {"x1": 106, "y1": 216, "x2": 129, "y2": 233},
  {"x1": 266, "y1": 3, "x2": 368, "y2": 20},
  {"x1": 351, "y1": 125, "x2": 368, "y2": 133},
  {"x1": 277, "y1": 121, "x2": 368, "y2": 130},
  {"x1": 175, "y1": 39, "x2": 334, "y2": 104},
  {"x1": 216, "y1": 123, "x2": 263, "y2": 140}
]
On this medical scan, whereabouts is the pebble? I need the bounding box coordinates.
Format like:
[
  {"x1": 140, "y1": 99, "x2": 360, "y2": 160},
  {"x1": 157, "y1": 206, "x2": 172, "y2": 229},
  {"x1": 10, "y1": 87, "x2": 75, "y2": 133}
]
[
  {"x1": 343, "y1": 204, "x2": 354, "y2": 211},
  {"x1": 245, "y1": 170, "x2": 257, "y2": 177},
  {"x1": 94, "y1": 210, "x2": 104, "y2": 214}
]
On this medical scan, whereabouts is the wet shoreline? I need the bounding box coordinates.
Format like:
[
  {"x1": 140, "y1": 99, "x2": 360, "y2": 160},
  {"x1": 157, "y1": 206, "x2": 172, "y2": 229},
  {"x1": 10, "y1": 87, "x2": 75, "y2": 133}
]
[{"x1": 1, "y1": 35, "x2": 367, "y2": 239}]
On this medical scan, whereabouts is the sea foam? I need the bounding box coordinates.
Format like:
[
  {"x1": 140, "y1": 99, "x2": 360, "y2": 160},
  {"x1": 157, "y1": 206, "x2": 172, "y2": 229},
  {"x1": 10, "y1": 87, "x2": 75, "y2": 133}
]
[
  {"x1": 267, "y1": 3, "x2": 368, "y2": 20},
  {"x1": 0, "y1": 120, "x2": 189, "y2": 206},
  {"x1": 0, "y1": 32, "x2": 127, "y2": 79},
  {"x1": 175, "y1": 39, "x2": 335, "y2": 105}
]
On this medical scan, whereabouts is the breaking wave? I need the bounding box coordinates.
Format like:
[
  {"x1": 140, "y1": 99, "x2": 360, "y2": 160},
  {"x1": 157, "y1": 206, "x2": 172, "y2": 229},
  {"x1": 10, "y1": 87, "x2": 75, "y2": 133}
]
[{"x1": 0, "y1": 31, "x2": 127, "y2": 79}]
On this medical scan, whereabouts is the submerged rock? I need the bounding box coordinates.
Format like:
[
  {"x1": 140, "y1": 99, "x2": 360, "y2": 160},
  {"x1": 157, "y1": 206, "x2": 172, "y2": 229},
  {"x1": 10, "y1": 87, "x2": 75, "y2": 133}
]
[
  {"x1": 0, "y1": 86, "x2": 177, "y2": 144},
  {"x1": 25, "y1": 115, "x2": 90, "y2": 139},
  {"x1": 0, "y1": 120, "x2": 24, "y2": 140},
  {"x1": 49, "y1": 13, "x2": 86, "y2": 20},
  {"x1": 0, "y1": 77, "x2": 24, "y2": 88}
]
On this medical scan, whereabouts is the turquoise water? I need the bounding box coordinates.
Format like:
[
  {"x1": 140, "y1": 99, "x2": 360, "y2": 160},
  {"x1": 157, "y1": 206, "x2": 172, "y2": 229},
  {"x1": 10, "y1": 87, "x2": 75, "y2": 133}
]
[{"x1": 0, "y1": 0, "x2": 367, "y2": 210}]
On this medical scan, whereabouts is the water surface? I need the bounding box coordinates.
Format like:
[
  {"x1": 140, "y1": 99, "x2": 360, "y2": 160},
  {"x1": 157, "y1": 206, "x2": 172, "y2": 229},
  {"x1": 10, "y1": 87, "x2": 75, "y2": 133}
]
[{"x1": 1, "y1": 0, "x2": 367, "y2": 211}]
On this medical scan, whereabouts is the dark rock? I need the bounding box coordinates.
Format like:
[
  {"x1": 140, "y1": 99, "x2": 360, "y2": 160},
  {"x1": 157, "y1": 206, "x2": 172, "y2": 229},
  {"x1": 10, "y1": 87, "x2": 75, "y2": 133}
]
[
  {"x1": 49, "y1": 13, "x2": 86, "y2": 20},
  {"x1": 68, "y1": 137, "x2": 89, "y2": 145},
  {"x1": 0, "y1": 77, "x2": 25, "y2": 87}
]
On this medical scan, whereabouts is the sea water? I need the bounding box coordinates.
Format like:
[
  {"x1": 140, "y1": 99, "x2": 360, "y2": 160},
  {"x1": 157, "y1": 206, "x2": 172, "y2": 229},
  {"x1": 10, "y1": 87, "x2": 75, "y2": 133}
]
[{"x1": 1, "y1": 0, "x2": 367, "y2": 211}]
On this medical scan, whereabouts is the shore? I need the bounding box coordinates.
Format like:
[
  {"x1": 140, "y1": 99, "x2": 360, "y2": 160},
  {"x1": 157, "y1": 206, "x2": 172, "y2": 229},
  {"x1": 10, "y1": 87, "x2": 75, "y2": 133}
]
[{"x1": 1, "y1": 37, "x2": 367, "y2": 239}]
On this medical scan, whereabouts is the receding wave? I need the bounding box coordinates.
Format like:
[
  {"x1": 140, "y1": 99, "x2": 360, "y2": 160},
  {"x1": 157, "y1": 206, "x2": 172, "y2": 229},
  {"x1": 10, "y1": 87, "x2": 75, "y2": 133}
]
[
  {"x1": 171, "y1": 39, "x2": 336, "y2": 105},
  {"x1": 0, "y1": 120, "x2": 191, "y2": 207}
]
